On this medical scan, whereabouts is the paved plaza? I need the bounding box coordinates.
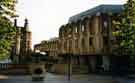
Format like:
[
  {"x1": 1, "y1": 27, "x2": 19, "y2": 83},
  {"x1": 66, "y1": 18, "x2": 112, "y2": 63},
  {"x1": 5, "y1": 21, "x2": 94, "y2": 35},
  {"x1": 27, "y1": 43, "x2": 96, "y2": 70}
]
[{"x1": 0, "y1": 73, "x2": 135, "y2": 83}]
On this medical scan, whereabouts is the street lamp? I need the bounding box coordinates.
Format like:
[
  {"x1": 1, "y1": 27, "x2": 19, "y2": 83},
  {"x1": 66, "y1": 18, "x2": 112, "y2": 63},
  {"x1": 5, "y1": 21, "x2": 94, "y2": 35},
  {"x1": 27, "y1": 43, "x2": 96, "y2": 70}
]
[{"x1": 67, "y1": 35, "x2": 72, "y2": 81}]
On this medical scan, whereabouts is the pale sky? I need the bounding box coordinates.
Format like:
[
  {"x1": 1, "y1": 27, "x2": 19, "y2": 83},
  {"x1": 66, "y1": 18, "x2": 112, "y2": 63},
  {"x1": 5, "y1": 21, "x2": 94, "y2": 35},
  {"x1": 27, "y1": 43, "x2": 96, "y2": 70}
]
[{"x1": 16, "y1": 0, "x2": 126, "y2": 48}]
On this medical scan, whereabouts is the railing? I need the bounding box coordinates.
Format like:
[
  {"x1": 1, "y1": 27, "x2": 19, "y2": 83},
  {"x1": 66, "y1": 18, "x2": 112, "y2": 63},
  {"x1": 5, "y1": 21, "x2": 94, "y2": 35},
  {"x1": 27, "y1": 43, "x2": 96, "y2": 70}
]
[{"x1": 0, "y1": 63, "x2": 10, "y2": 70}]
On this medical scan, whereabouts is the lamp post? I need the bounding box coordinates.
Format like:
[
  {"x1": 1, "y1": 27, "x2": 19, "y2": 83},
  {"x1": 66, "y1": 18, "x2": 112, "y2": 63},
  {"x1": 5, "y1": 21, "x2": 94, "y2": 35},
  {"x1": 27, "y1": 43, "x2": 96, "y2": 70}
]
[
  {"x1": 67, "y1": 35, "x2": 72, "y2": 81},
  {"x1": 68, "y1": 52, "x2": 71, "y2": 80}
]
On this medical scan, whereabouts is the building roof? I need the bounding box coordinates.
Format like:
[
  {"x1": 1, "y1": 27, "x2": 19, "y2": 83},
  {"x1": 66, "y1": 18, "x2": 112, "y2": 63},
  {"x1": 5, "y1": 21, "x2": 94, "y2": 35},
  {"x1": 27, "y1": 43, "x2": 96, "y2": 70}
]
[
  {"x1": 34, "y1": 43, "x2": 41, "y2": 48},
  {"x1": 49, "y1": 37, "x2": 59, "y2": 41},
  {"x1": 69, "y1": 4, "x2": 124, "y2": 23}
]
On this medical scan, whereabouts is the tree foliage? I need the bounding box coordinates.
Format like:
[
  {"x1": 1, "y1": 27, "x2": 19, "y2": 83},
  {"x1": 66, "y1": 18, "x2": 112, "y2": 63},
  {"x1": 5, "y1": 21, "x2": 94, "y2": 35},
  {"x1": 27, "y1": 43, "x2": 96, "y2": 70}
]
[
  {"x1": 113, "y1": 0, "x2": 135, "y2": 55},
  {"x1": 0, "y1": 0, "x2": 17, "y2": 17},
  {"x1": 0, "y1": 0, "x2": 17, "y2": 60}
]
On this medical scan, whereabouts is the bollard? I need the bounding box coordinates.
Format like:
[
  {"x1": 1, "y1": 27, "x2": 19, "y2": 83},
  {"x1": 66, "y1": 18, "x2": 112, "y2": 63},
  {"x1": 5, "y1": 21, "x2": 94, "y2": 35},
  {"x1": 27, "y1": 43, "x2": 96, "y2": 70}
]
[{"x1": 30, "y1": 63, "x2": 46, "y2": 81}]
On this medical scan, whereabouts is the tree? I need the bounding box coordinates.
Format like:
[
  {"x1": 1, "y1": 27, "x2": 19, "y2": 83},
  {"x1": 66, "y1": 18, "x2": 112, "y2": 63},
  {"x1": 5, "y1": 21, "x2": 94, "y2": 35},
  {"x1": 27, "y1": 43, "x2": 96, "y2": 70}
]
[
  {"x1": 0, "y1": 0, "x2": 17, "y2": 60},
  {"x1": 113, "y1": 0, "x2": 135, "y2": 55}
]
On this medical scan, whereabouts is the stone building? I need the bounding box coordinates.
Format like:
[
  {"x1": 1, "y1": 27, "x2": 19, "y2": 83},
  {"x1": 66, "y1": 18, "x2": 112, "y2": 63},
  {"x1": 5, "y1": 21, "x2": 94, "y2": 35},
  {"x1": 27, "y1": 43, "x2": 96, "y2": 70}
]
[
  {"x1": 34, "y1": 37, "x2": 59, "y2": 57},
  {"x1": 11, "y1": 19, "x2": 32, "y2": 63},
  {"x1": 34, "y1": 44, "x2": 41, "y2": 52},
  {"x1": 58, "y1": 5, "x2": 124, "y2": 72}
]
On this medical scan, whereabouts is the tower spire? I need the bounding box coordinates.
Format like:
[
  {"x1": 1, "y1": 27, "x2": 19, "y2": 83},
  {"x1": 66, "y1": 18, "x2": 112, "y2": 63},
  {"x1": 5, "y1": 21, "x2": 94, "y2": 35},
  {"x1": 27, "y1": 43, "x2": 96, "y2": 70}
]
[
  {"x1": 14, "y1": 18, "x2": 17, "y2": 27},
  {"x1": 24, "y1": 18, "x2": 30, "y2": 31}
]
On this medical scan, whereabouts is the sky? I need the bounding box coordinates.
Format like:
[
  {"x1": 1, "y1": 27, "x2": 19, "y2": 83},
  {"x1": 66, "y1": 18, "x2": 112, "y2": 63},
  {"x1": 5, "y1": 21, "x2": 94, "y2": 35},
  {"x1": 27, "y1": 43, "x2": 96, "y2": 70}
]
[{"x1": 16, "y1": 0, "x2": 126, "y2": 48}]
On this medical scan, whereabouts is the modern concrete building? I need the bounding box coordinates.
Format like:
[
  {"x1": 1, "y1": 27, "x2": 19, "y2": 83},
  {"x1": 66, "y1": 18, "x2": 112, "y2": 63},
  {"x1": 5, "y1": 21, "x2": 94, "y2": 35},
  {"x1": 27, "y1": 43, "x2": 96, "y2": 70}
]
[
  {"x1": 33, "y1": 5, "x2": 128, "y2": 73},
  {"x1": 34, "y1": 37, "x2": 59, "y2": 57},
  {"x1": 58, "y1": 5, "x2": 124, "y2": 72}
]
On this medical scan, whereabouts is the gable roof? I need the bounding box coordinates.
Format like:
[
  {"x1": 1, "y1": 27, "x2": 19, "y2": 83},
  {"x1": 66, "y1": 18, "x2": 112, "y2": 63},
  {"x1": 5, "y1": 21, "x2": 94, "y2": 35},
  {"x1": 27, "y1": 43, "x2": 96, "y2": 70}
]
[{"x1": 69, "y1": 4, "x2": 124, "y2": 23}]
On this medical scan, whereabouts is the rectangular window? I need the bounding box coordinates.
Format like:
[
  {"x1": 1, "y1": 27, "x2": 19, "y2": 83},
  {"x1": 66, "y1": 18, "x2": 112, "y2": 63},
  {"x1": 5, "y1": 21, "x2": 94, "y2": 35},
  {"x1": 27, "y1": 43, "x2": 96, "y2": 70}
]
[
  {"x1": 89, "y1": 37, "x2": 93, "y2": 46},
  {"x1": 103, "y1": 37, "x2": 108, "y2": 45},
  {"x1": 82, "y1": 25, "x2": 85, "y2": 32},
  {"x1": 75, "y1": 39, "x2": 78, "y2": 48},
  {"x1": 89, "y1": 20, "x2": 94, "y2": 34},
  {"x1": 64, "y1": 41, "x2": 67, "y2": 51},
  {"x1": 75, "y1": 27, "x2": 78, "y2": 33}
]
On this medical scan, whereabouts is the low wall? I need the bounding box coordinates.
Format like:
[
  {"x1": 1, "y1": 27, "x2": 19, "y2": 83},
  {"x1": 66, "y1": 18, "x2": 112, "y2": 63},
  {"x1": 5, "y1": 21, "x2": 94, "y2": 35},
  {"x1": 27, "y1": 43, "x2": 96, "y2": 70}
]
[
  {"x1": 50, "y1": 64, "x2": 71, "y2": 74},
  {"x1": 0, "y1": 64, "x2": 30, "y2": 75},
  {"x1": 50, "y1": 64, "x2": 89, "y2": 74}
]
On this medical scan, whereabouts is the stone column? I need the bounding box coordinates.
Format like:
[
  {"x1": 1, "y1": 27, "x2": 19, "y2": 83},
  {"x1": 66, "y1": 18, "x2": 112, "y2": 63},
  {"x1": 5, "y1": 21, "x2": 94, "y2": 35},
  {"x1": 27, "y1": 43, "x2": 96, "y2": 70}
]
[
  {"x1": 76, "y1": 22, "x2": 82, "y2": 64},
  {"x1": 90, "y1": 56, "x2": 96, "y2": 72},
  {"x1": 93, "y1": 14, "x2": 102, "y2": 53},
  {"x1": 102, "y1": 56, "x2": 110, "y2": 72},
  {"x1": 15, "y1": 28, "x2": 21, "y2": 63},
  {"x1": 85, "y1": 18, "x2": 90, "y2": 54},
  {"x1": 78, "y1": 21, "x2": 82, "y2": 55},
  {"x1": 72, "y1": 24, "x2": 76, "y2": 55},
  {"x1": 62, "y1": 26, "x2": 66, "y2": 54},
  {"x1": 108, "y1": 14, "x2": 113, "y2": 54}
]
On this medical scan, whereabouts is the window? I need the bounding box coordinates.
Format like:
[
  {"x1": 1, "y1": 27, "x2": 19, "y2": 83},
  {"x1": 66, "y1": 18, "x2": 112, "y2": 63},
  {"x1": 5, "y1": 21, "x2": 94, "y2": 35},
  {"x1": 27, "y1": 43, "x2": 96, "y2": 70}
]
[
  {"x1": 75, "y1": 39, "x2": 78, "y2": 48},
  {"x1": 89, "y1": 20, "x2": 94, "y2": 34},
  {"x1": 103, "y1": 37, "x2": 108, "y2": 45},
  {"x1": 89, "y1": 37, "x2": 93, "y2": 46},
  {"x1": 82, "y1": 38, "x2": 85, "y2": 50},
  {"x1": 102, "y1": 17, "x2": 108, "y2": 33},
  {"x1": 69, "y1": 28, "x2": 72, "y2": 33},
  {"x1": 96, "y1": 12, "x2": 100, "y2": 16},
  {"x1": 68, "y1": 34, "x2": 71, "y2": 38},
  {"x1": 104, "y1": 21, "x2": 108, "y2": 28},
  {"x1": 75, "y1": 27, "x2": 78, "y2": 33},
  {"x1": 64, "y1": 41, "x2": 67, "y2": 51},
  {"x1": 69, "y1": 40, "x2": 72, "y2": 52},
  {"x1": 59, "y1": 32, "x2": 62, "y2": 37},
  {"x1": 81, "y1": 25, "x2": 85, "y2": 32}
]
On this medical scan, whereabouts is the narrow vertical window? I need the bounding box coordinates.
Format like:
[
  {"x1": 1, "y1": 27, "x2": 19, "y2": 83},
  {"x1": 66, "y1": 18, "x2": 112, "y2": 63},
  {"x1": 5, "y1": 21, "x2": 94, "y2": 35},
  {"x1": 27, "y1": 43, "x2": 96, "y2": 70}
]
[
  {"x1": 82, "y1": 25, "x2": 85, "y2": 32},
  {"x1": 75, "y1": 39, "x2": 78, "y2": 49},
  {"x1": 89, "y1": 20, "x2": 94, "y2": 34},
  {"x1": 82, "y1": 38, "x2": 85, "y2": 51},
  {"x1": 104, "y1": 21, "x2": 107, "y2": 28},
  {"x1": 69, "y1": 40, "x2": 72, "y2": 53},
  {"x1": 75, "y1": 27, "x2": 78, "y2": 33},
  {"x1": 89, "y1": 37, "x2": 93, "y2": 46},
  {"x1": 64, "y1": 41, "x2": 67, "y2": 51},
  {"x1": 103, "y1": 37, "x2": 108, "y2": 45}
]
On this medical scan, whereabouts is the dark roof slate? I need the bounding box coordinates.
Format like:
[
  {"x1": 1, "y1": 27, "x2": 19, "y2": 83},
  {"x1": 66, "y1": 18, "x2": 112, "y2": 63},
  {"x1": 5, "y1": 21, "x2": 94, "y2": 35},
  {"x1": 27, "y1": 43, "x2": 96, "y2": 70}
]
[{"x1": 69, "y1": 4, "x2": 124, "y2": 23}]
